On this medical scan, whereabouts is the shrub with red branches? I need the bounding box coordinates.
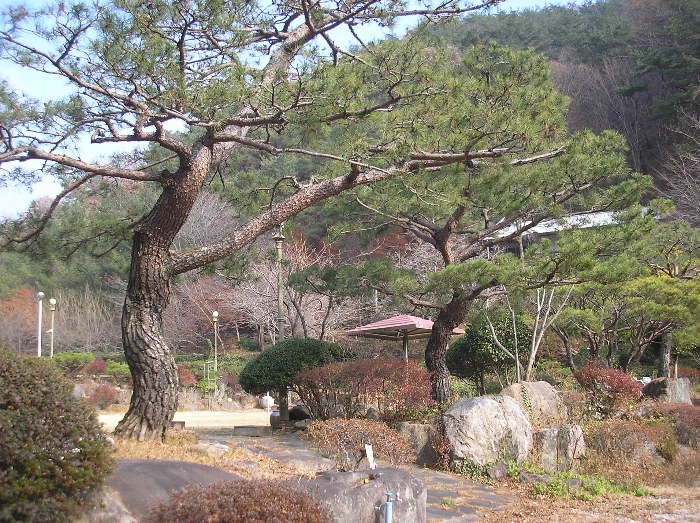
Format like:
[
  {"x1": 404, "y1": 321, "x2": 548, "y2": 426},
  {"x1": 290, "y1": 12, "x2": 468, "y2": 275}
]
[
  {"x1": 177, "y1": 365, "x2": 197, "y2": 389},
  {"x1": 83, "y1": 358, "x2": 107, "y2": 375},
  {"x1": 677, "y1": 366, "x2": 700, "y2": 386},
  {"x1": 293, "y1": 358, "x2": 434, "y2": 423},
  {"x1": 575, "y1": 361, "x2": 643, "y2": 416},
  {"x1": 647, "y1": 402, "x2": 700, "y2": 448},
  {"x1": 144, "y1": 479, "x2": 333, "y2": 523},
  {"x1": 87, "y1": 384, "x2": 121, "y2": 410},
  {"x1": 305, "y1": 418, "x2": 415, "y2": 470}
]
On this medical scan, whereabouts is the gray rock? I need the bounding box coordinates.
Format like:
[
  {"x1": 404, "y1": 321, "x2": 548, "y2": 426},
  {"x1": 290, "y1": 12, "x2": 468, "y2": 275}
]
[
  {"x1": 644, "y1": 378, "x2": 692, "y2": 404},
  {"x1": 299, "y1": 468, "x2": 427, "y2": 523},
  {"x1": 258, "y1": 394, "x2": 275, "y2": 409},
  {"x1": 532, "y1": 428, "x2": 559, "y2": 474},
  {"x1": 78, "y1": 459, "x2": 241, "y2": 522},
  {"x1": 396, "y1": 422, "x2": 439, "y2": 467},
  {"x1": 443, "y1": 395, "x2": 532, "y2": 468},
  {"x1": 557, "y1": 424, "x2": 586, "y2": 466},
  {"x1": 233, "y1": 425, "x2": 273, "y2": 437},
  {"x1": 486, "y1": 462, "x2": 509, "y2": 480},
  {"x1": 290, "y1": 404, "x2": 312, "y2": 420},
  {"x1": 518, "y1": 472, "x2": 551, "y2": 484},
  {"x1": 190, "y1": 442, "x2": 231, "y2": 459},
  {"x1": 532, "y1": 425, "x2": 586, "y2": 473},
  {"x1": 501, "y1": 381, "x2": 567, "y2": 428},
  {"x1": 73, "y1": 384, "x2": 88, "y2": 398},
  {"x1": 365, "y1": 406, "x2": 379, "y2": 420},
  {"x1": 74, "y1": 487, "x2": 137, "y2": 523},
  {"x1": 564, "y1": 478, "x2": 584, "y2": 489},
  {"x1": 293, "y1": 418, "x2": 313, "y2": 430}
]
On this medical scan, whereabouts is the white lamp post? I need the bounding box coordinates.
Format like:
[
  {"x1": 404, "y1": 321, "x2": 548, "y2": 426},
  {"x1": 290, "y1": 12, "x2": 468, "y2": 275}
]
[
  {"x1": 36, "y1": 292, "x2": 44, "y2": 357},
  {"x1": 212, "y1": 310, "x2": 219, "y2": 373},
  {"x1": 49, "y1": 298, "x2": 57, "y2": 358}
]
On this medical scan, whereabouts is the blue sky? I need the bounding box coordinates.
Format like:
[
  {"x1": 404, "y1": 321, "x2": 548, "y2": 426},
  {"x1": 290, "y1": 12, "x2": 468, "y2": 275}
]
[{"x1": 0, "y1": 0, "x2": 587, "y2": 219}]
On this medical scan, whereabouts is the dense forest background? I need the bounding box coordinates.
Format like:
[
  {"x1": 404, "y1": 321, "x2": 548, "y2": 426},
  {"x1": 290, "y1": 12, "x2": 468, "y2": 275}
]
[{"x1": 1, "y1": 0, "x2": 698, "y2": 372}]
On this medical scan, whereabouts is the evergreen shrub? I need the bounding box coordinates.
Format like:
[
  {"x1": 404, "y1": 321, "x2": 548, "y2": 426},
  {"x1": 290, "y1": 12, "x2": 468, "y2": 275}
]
[
  {"x1": 239, "y1": 338, "x2": 350, "y2": 396},
  {"x1": 105, "y1": 360, "x2": 131, "y2": 382},
  {"x1": 306, "y1": 418, "x2": 414, "y2": 470},
  {"x1": 446, "y1": 317, "x2": 532, "y2": 395},
  {"x1": 52, "y1": 351, "x2": 95, "y2": 376},
  {"x1": 0, "y1": 350, "x2": 114, "y2": 523},
  {"x1": 143, "y1": 479, "x2": 333, "y2": 523},
  {"x1": 237, "y1": 338, "x2": 259, "y2": 352}
]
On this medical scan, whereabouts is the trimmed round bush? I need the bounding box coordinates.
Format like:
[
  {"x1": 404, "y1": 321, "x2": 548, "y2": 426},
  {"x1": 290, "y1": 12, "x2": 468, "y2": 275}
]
[
  {"x1": 51, "y1": 351, "x2": 95, "y2": 377},
  {"x1": 0, "y1": 350, "x2": 114, "y2": 523},
  {"x1": 239, "y1": 338, "x2": 350, "y2": 396},
  {"x1": 143, "y1": 479, "x2": 334, "y2": 523}
]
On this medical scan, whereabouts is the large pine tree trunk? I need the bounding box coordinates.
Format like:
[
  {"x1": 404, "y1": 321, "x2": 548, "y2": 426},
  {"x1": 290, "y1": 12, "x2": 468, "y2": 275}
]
[
  {"x1": 658, "y1": 331, "x2": 672, "y2": 378},
  {"x1": 114, "y1": 234, "x2": 179, "y2": 441},
  {"x1": 425, "y1": 294, "x2": 471, "y2": 404},
  {"x1": 114, "y1": 150, "x2": 212, "y2": 441}
]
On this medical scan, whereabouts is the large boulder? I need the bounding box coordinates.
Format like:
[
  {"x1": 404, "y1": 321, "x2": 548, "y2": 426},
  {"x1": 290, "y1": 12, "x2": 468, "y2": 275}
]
[
  {"x1": 643, "y1": 378, "x2": 692, "y2": 404},
  {"x1": 290, "y1": 404, "x2": 312, "y2": 420},
  {"x1": 77, "y1": 459, "x2": 242, "y2": 522},
  {"x1": 300, "y1": 468, "x2": 427, "y2": 523},
  {"x1": 443, "y1": 396, "x2": 532, "y2": 468},
  {"x1": 396, "y1": 422, "x2": 439, "y2": 467},
  {"x1": 501, "y1": 381, "x2": 567, "y2": 428},
  {"x1": 532, "y1": 424, "x2": 586, "y2": 473}
]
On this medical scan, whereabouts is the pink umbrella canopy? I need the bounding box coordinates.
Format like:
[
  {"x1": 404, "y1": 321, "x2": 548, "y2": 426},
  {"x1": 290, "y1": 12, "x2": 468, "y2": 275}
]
[{"x1": 345, "y1": 314, "x2": 465, "y2": 361}]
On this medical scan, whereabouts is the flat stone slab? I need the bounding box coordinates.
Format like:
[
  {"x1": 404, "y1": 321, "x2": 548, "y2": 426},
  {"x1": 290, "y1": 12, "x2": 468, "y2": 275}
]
[
  {"x1": 233, "y1": 425, "x2": 273, "y2": 437},
  {"x1": 428, "y1": 489, "x2": 461, "y2": 499},
  {"x1": 103, "y1": 459, "x2": 240, "y2": 520},
  {"x1": 437, "y1": 516, "x2": 482, "y2": 523},
  {"x1": 427, "y1": 506, "x2": 462, "y2": 519}
]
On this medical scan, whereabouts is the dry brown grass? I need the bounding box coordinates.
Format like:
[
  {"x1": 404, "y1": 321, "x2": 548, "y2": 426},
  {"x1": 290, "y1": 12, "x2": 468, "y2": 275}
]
[
  {"x1": 481, "y1": 485, "x2": 700, "y2": 523},
  {"x1": 479, "y1": 435, "x2": 700, "y2": 523},
  {"x1": 111, "y1": 429, "x2": 308, "y2": 480}
]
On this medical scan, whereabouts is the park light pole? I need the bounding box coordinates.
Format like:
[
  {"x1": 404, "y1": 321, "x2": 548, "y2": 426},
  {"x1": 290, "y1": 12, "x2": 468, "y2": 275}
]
[
  {"x1": 212, "y1": 310, "x2": 219, "y2": 373},
  {"x1": 273, "y1": 226, "x2": 285, "y2": 342},
  {"x1": 272, "y1": 226, "x2": 290, "y2": 425},
  {"x1": 49, "y1": 298, "x2": 56, "y2": 358},
  {"x1": 36, "y1": 292, "x2": 44, "y2": 357}
]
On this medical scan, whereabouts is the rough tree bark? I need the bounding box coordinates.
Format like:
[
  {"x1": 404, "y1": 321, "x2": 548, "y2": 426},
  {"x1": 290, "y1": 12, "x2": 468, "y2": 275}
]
[
  {"x1": 424, "y1": 294, "x2": 472, "y2": 403},
  {"x1": 658, "y1": 331, "x2": 672, "y2": 378},
  {"x1": 115, "y1": 154, "x2": 211, "y2": 440}
]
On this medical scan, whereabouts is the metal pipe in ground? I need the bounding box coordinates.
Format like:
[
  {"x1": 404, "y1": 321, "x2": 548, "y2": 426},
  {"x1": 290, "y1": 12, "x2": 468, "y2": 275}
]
[{"x1": 384, "y1": 493, "x2": 393, "y2": 523}]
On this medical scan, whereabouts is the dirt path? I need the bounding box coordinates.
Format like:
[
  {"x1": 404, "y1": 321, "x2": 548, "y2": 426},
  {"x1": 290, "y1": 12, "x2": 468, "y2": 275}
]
[{"x1": 99, "y1": 410, "x2": 271, "y2": 432}]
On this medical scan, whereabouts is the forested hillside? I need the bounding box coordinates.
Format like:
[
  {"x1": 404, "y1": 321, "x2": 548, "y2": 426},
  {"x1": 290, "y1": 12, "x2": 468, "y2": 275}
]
[{"x1": 423, "y1": 0, "x2": 699, "y2": 183}]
